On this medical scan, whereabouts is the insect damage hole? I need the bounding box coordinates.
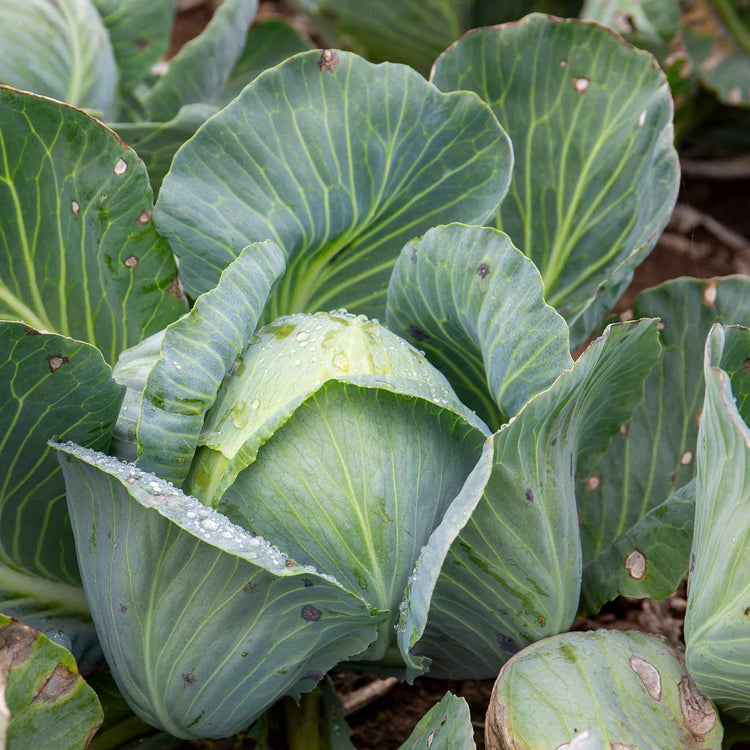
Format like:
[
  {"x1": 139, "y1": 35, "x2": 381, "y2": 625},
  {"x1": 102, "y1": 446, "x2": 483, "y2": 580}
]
[
  {"x1": 318, "y1": 50, "x2": 339, "y2": 72},
  {"x1": 624, "y1": 549, "x2": 647, "y2": 580},
  {"x1": 47, "y1": 354, "x2": 69, "y2": 372}
]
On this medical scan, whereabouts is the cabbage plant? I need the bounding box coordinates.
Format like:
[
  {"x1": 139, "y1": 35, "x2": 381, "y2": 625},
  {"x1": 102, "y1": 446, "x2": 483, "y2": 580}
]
[{"x1": 0, "y1": 10, "x2": 749, "y2": 748}]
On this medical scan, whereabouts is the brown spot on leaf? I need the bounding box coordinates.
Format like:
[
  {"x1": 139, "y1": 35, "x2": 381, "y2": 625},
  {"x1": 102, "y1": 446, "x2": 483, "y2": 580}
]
[
  {"x1": 114, "y1": 158, "x2": 128, "y2": 176},
  {"x1": 679, "y1": 675, "x2": 716, "y2": 738},
  {"x1": 744, "y1": 358, "x2": 750, "y2": 377},
  {"x1": 285, "y1": 558, "x2": 298, "y2": 567},
  {"x1": 119, "y1": 603, "x2": 127, "y2": 614},
  {"x1": 680, "y1": 450, "x2": 693, "y2": 466},
  {"x1": 585, "y1": 474, "x2": 601, "y2": 492},
  {"x1": 629, "y1": 655, "x2": 662, "y2": 701},
  {"x1": 318, "y1": 50, "x2": 338, "y2": 72},
  {"x1": 620, "y1": 421, "x2": 631, "y2": 437},
  {"x1": 24, "y1": 327, "x2": 39, "y2": 335},
  {"x1": 408, "y1": 324, "x2": 429, "y2": 342},
  {"x1": 71, "y1": 200, "x2": 80, "y2": 215},
  {"x1": 124, "y1": 255, "x2": 139, "y2": 268},
  {"x1": 524, "y1": 487, "x2": 534, "y2": 503},
  {"x1": 538, "y1": 615, "x2": 546, "y2": 627},
  {"x1": 477, "y1": 262, "x2": 490, "y2": 279},
  {"x1": 136, "y1": 209, "x2": 152, "y2": 226},
  {"x1": 181, "y1": 672, "x2": 196, "y2": 686},
  {"x1": 134, "y1": 39, "x2": 149, "y2": 50},
  {"x1": 625, "y1": 549, "x2": 647, "y2": 580},
  {"x1": 301, "y1": 605, "x2": 321, "y2": 622},
  {"x1": 243, "y1": 582, "x2": 257, "y2": 594},
  {"x1": 572, "y1": 77, "x2": 590, "y2": 93},
  {"x1": 411, "y1": 248, "x2": 418, "y2": 263},
  {"x1": 47, "y1": 354, "x2": 69, "y2": 372},
  {"x1": 30, "y1": 664, "x2": 78, "y2": 704}
]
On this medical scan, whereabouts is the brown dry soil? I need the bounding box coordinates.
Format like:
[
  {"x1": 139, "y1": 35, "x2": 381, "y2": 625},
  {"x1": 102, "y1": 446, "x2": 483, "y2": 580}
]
[{"x1": 169, "y1": 4, "x2": 750, "y2": 748}]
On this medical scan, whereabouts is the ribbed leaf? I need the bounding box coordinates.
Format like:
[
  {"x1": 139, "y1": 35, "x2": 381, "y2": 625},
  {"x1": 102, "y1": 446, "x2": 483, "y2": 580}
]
[
  {"x1": 91, "y1": 0, "x2": 176, "y2": 98},
  {"x1": 111, "y1": 104, "x2": 218, "y2": 196},
  {"x1": 0, "y1": 614, "x2": 103, "y2": 750},
  {"x1": 0, "y1": 87, "x2": 186, "y2": 364},
  {"x1": 55, "y1": 444, "x2": 382, "y2": 739},
  {"x1": 0, "y1": 322, "x2": 123, "y2": 588},
  {"x1": 154, "y1": 50, "x2": 512, "y2": 315},
  {"x1": 142, "y1": 0, "x2": 258, "y2": 121},
  {"x1": 135, "y1": 241, "x2": 285, "y2": 485},
  {"x1": 397, "y1": 320, "x2": 661, "y2": 679},
  {"x1": 289, "y1": 0, "x2": 472, "y2": 76},
  {"x1": 486, "y1": 630, "x2": 723, "y2": 749},
  {"x1": 432, "y1": 14, "x2": 680, "y2": 344},
  {"x1": 578, "y1": 276, "x2": 750, "y2": 613},
  {"x1": 685, "y1": 324, "x2": 750, "y2": 722},
  {"x1": 386, "y1": 223, "x2": 571, "y2": 431},
  {"x1": 0, "y1": 0, "x2": 117, "y2": 117},
  {"x1": 218, "y1": 19, "x2": 314, "y2": 107},
  {"x1": 399, "y1": 692, "x2": 474, "y2": 750}
]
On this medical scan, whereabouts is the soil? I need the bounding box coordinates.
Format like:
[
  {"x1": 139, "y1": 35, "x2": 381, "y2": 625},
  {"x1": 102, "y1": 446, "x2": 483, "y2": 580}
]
[{"x1": 168, "y1": 4, "x2": 750, "y2": 748}]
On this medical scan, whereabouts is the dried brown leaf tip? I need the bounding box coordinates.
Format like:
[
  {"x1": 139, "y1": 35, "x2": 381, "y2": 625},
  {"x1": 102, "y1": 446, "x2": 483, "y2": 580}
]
[
  {"x1": 0, "y1": 619, "x2": 37, "y2": 671},
  {"x1": 319, "y1": 49, "x2": 339, "y2": 73},
  {"x1": 47, "y1": 354, "x2": 69, "y2": 372}
]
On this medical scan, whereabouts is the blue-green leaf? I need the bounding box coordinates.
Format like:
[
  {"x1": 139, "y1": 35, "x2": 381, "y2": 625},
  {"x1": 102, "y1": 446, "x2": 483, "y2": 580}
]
[
  {"x1": 432, "y1": 14, "x2": 680, "y2": 344},
  {"x1": 55, "y1": 444, "x2": 382, "y2": 739},
  {"x1": 399, "y1": 692, "x2": 474, "y2": 749},
  {"x1": 142, "y1": 0, "x2": 258, "y2": 121},
  {"x1": 0, "y1": 87, "x2": 186, "y2": 364},
  {"x1": 386, "y1": 223, "x2": 571, "y2": 430},
  {"x1": 134, "y1": 241, "x2": 285, "y2": 485},
  {"x1": 685, "y1": 324, "x2": 750, "y2": 722},
  {"x1": 398, "y1": 321, "x2": 661, "y2": 679},
  {"x1": 0, "y1": 0, "x2": 117, "y2": 117},
  {"x1": 578, "y1": 276, "x2": 750, "y2": 613},
  {"x1": 154, "y1": 50, "x2": 512, "y2": 316}
]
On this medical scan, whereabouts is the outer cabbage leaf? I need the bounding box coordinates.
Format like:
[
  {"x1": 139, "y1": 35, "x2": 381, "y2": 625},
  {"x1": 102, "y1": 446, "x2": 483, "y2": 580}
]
[
  {"x1": 399, "y1": 692, "x2": 474, "y2": 749},
  {"x1": 485, "y1": 630, "x2": 723, "y2": 749},
  {"x1": 578, "y1": 276, "x2": 750, "y2": 613},
  {"x1": 91, "y1": 0, "x2": 176, "y2": 98},
  {"x1": 0, "y1": 0, "x2": 117, "y2": 117},
  {"x1": 110, "y1": 104, "x2": 219, "y2": 196},
  {"x1": 0, "y1": 614, "x2": 103, "y2": 749},
  {"x1": 134, "y1": 241, "x2": 285, "y2": 485},
  {"x1": 398, "y1": 320, "x2": 661, "y2": 679},
  {"x1": 432, "y1": 14, "x2": 680, "y2": 344},
  {"x1": 154, "y1": 50, "x2": 512, "y2": 316},
  {"x1": 142, "y1": 0, "x2": 258, "y2": 122},
  {"x1": 386, "y1": 223, "x2": 571, "y2": 430},
  {"x1": 55, "y1": 444, "x2": 383, "y2": 739},
  {"x1": 0, "y1": 87, "x2": 186, "y2": 364},
  {"x1": 0, "y1": 322, "x2": 123, "y2": 592},
  {"x1": 685, "y1": 324, "x2": 750, "y2": 722}
]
